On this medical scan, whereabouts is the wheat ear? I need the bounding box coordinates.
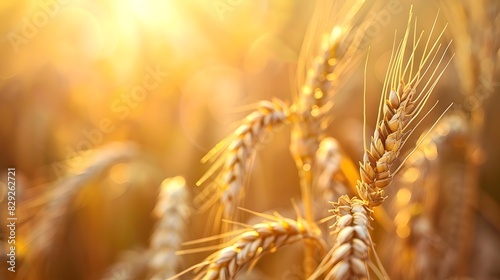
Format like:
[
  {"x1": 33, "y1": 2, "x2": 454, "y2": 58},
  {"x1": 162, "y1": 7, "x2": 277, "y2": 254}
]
[
  {"x1": 440, "y1": 0, "x2": 498, "y2": 110},
  {"x1": 357, "y1": 8, "x2": 452, "y2": 207},
  {"x1": 381, "y1": 112, "x2": 469, "y2": 279},
  {"x1": 20, "y1": 142, "x2": 138, "y2": 279},
  {"x1": 148, "y1": 176, "x2": 190, "y2": 280},
  {"x1": 310, "y1": 8, "x2": 452, "y2": 280},
  {"x1": 195, "y1": 99, "x2": 289, "y2": 224},
  {"x1": 315, "y1": 138, "x2": 394, "y2": 232},
  {"x1": 291, "y1": 2, "x2": 367, "y2": 275},
  {"x1": 25, "y1": 144, "x2": 138, "y2": 255},
  {"x1": 101, "y1": 177, "x2": 190, "y2": 280},
  {"x1": 291, "y1": 0, "x2": 366, "y2": 168},
  {"x1": 308, "y1": 195, "x2": 372, "y2": 280},
  {"x1": 314, "y1": 137, "x2": 349, "y2": 214},
  {"x1": 440, "y1": 0, "x2": 499, "y2": 276},
  {"x1": 192, "y1": 214, "x2": 323, "y2": 280}
]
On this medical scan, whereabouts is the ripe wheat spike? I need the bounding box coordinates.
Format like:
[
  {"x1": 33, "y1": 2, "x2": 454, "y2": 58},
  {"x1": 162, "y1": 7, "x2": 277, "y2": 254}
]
[
  {"x1": 21, "y1": 142, "x2": 139, "y2": 279},
  {"x1": 291, "y1": 0, "x2": 367, "y2": 170},
  {"x1": 291, "y1": 1, "x2": 368, "y2": 274},
  {"x1": 148, "y1": 176, "x2": 190, "y2": 280},
  {"x1": 195, "y1": 98, "x2": 289, "y2": 229},
  {"x1": 310, "y1": 7, "x2": 453, "y2": 280},
  {"x1": 175, "y1": 209, "x2": 324, "y2": 280},
  {"x1": 308, "y1": 195, "x2": 372, "y2": 280},
  {"x1": 357, "y1": 8, "x2": 452, "y2": 207}
]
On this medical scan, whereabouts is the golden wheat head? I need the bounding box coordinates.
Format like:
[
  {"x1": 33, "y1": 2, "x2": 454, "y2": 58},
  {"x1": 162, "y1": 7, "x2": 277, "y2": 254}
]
[{"x1": 357, "y1": 8, "x2": 453, "y2": 207}]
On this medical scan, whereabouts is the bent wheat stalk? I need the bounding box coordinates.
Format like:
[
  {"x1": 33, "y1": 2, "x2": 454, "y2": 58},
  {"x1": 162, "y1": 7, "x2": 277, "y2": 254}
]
[
  {"x1": 21, "y1": 142, "x2": 139, "y2": 279},
  {"x1": 291, "y1": 0, "x2": 367, "y2": 208},
  {"x1": 195, "y1": 98, "x2": 289, "y2": 227},
  {"x1": 185, "y1": 213, "x2": 323, "y2": 280}
]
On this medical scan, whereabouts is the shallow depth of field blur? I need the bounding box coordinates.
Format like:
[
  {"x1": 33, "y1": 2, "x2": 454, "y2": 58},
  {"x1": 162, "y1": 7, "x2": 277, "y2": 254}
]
[{"x1": 0, "y1": 0, "x2": 499, "y2": 279}]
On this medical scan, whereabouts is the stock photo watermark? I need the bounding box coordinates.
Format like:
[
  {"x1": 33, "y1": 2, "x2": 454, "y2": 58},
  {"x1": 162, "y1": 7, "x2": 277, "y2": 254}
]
[
  {"x1": 6, "y1": 168, "x2": 17, "y2": 273},
  {"x1": 351, "y1": 0, "x2": 403, "y2": 50},
  {"x1": 7, "y1": 0, "x2": 71, "y2": 54},
  {"x1": 281, "y1": 246, "x2": 324, "y2": 279},
  {"x1": 463, "y1": 75, "x2": 499, "y2": 112},
  {"x1": 51, "y1": 65, "x2": 169, "y2": 180},
  {"x1": 212, "y1": 0, "x2": 244, "y2": 20}
]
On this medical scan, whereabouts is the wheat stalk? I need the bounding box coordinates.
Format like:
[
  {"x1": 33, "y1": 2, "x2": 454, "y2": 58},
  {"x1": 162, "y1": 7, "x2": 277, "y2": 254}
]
[
  {"x1": 195, "y1": 98, "x2": 289, "y2": 227},
  {"x1": 357, "y1": 8, "x2": 452, "y2": 208},
  {"x1": 309, "y1": 8, "x2": 453, "y2": 279},
  {"x1": 440, "y1": 0, "x2": 500, "y2": 275},
  {"x1": 147, "y1": 176, "x2": 190, "y2": 280},
  {"x1": 189, "y1": 213, "x2": 323, "y2": 280},
  {"x1": 290, "y1": 0, "x2": 367, "y2": 182},
  {"x1": 291, "y1": 1, "x2": 367, "y2": 275}
]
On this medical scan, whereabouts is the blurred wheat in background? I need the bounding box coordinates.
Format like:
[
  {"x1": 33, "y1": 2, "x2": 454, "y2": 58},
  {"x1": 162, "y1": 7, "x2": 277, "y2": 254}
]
[{"x1": 0, "y1": 0, "x2": 499, "y2": 279}]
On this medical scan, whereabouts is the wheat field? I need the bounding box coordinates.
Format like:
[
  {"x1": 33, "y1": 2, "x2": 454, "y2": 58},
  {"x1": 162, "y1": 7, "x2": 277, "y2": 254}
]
[{"x1": 1, "y1": 0, "x2": 499, "y2": 279}]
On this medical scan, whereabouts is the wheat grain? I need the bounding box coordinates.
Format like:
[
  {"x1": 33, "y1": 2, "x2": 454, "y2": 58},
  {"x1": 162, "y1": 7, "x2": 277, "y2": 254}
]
[
  {"x1": 196, "y1": 98, "x2": 289, "y2": 224},
  {"x1": 356, "y1": 8, "x2": 452, "y2": 207},
  {"x1": 308, "y1": 195, "x2": 372, "y2": 280},
  {"x1": 193, "y1": 215, "x2": 322, "y2": 280},
  {"x1": 148, "y1": 176, "x2": 190, "y2": 280}
]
